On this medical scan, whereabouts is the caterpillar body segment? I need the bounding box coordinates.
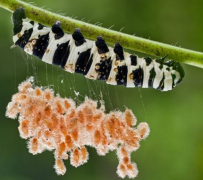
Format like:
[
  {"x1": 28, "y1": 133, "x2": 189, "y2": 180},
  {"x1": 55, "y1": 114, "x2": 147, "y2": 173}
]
[{"x1": 12, "y1": 8, "x2": 185, "y2": 91}]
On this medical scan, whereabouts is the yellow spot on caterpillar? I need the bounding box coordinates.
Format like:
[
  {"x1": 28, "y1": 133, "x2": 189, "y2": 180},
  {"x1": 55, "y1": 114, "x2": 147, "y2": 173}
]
[
  {"x1": 114, "y1": 68, "x2": 118, "y2": 72},
  {"x1": 17, "y1": 33, "x2": 21, "y2": 38},
  {"x1": 129, "y1": 73, "x2": 134, "y2": 80}
]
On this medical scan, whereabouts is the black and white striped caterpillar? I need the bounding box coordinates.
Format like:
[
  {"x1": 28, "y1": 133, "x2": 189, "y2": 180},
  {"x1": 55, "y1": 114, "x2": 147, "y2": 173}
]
[{"x1": 12, "y1": 8, "x2": 184, "y2": 91}]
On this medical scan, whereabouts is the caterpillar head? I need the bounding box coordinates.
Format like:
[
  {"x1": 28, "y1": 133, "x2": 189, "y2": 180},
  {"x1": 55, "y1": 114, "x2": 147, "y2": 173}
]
[
  {"x1": 166, "y1": 60, "x2": 185, "y2": 78},
  {"x1": 12, "y1": 7, "x2": 26, "y2": 35},
  {"x1": 166, "y1": 60, "x2": 185, "y2": 85}
]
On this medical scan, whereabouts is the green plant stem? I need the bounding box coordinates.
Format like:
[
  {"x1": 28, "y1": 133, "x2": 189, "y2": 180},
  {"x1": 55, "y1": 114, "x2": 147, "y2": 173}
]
[{"x1": 0, "y1": 0, "x2": 203, "y2": 68}]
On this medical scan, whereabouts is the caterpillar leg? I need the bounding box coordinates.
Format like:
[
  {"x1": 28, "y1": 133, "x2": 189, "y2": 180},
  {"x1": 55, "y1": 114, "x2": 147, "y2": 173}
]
[
  {"x1": 51, "y1": 21, "x2": 65, "y2": 39},
  {"x1": 72, "y1": 28, "x2": 86, "y2": 46},
  {"x1": 96, "y1": 36, "x2": 109, "y2": 54},
  {"x1": 12, "y1": 7, "x2": 26, "y2": 35},
  {"x1": 10, "y1": 44, "x2": 17, "y2": 49}
]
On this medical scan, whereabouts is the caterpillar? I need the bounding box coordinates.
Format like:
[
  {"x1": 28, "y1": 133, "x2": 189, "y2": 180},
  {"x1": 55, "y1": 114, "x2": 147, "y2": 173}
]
[{"x1": 12, "y1": 8, "x2": 185, "y2": 91}]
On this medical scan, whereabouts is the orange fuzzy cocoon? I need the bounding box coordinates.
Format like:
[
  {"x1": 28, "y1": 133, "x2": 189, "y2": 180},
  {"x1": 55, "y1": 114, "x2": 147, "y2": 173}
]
[{"x1": 6, "y1": 77, "x2": 150, "y2": 179}]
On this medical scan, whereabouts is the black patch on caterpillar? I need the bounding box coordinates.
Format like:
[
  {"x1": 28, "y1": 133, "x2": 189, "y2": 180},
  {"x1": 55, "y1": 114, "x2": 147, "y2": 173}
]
[
  {"x1": 96, "y1": 36, "x2": 109, "y2": 54},
  {"x1": 75, "y1": 49, "x2": 91, "y2": 74},
  {"x1": 155, "y1": 59, "x2": 164, "y2": 70},
  {"x1": 38, "y1": 23, "x2": 45, "y2": 30},
  {"x1": 33, "y1": 33, "x2": 50, "y2": 59},
  {"x1": 53, "y1": 41, "x2": 70, "y2": 68},
  {"x1": 96, "y1": 58, "x2": 112, "y2": 81},
  {"x1": 130, "y1": 55, "x2": 137, "y2": 66},
  {"x1": 114, "y1": 43, "x2": 124, "y2": 60},
  {"x1": 148, "y1": 67, "x2": 156, "y2": 87},
  {"x1": 157, "y1": 74, "x2": 165, "y2": 91},
  {"x1": 52, "y1": 21, "x2": 64, "y2": 39},
  {"x1": 172, "y1": 74, "x2": 176, "y2": 88},
  {"x1": 133, "y1": 67, "x2": 144, "y2": 87},
  {"x1": 72, "y1": 28, "x2": 86, "y2": 46},
  {"x1": 12, "y1": 8, "x2": 26, "y2": 35},
  {"x1": 15, "y1": 28, "x2": 33, "y2": 49},
  {"x1": 156, "y1": 59, "x2": 164, "y2": 70},
  {"x1": 116, "y1": 66, "x2": 128, "y2": 86},
  {"x1": 30, "y1": 21, "x2": 34, "y2": 25},
  {"x1": 159, "y1": 64, "x2": 163, "y2": 70},
  {"x1": 144, "y1": 57, "x2": 152, "y2": 66}
]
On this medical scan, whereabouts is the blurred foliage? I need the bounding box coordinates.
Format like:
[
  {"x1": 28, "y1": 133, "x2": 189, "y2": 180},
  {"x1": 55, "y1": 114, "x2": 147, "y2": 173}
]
[{"x1": 0, "y1": 0, "x2": 203, "y2": 180}]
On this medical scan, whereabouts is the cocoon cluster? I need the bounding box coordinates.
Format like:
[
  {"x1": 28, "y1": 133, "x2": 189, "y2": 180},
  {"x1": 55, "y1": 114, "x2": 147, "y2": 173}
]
[{"x1": 6, "y1": 77, "x2": 150, "y2": 178}]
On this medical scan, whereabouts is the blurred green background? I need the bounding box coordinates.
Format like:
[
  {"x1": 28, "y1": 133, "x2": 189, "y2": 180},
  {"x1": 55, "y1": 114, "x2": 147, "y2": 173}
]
[{"x1": 0, "y1": 0, "x2": 203, "y2": 180}]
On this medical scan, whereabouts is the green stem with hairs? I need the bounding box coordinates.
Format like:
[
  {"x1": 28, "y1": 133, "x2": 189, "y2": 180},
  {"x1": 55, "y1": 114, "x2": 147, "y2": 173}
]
[{"x1": 0, "y1": 0, "x2": 203, "y2": 68}]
